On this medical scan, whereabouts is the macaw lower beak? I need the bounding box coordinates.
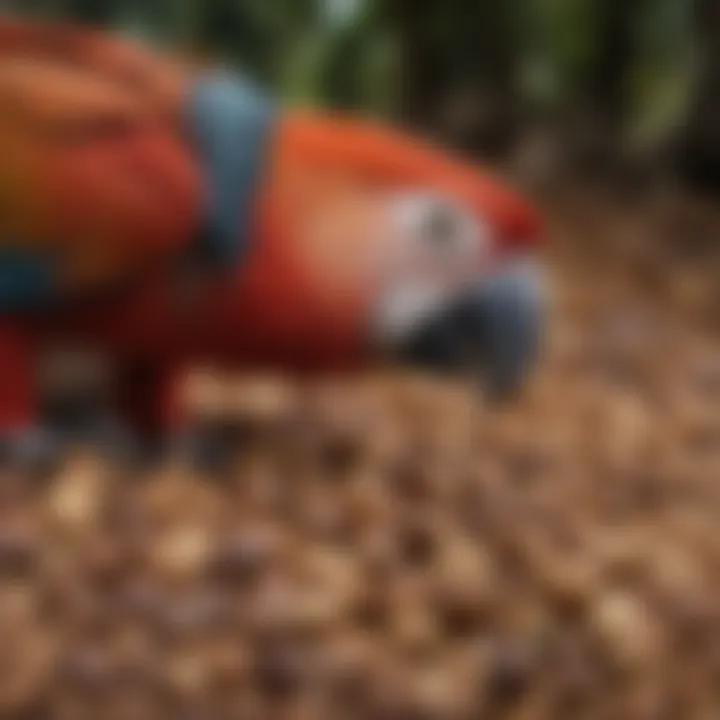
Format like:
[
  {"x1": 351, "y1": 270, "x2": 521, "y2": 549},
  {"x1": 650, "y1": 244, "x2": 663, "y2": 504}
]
[{"x1": 395, "y1": 259, "x2": 547, "y2": 399}]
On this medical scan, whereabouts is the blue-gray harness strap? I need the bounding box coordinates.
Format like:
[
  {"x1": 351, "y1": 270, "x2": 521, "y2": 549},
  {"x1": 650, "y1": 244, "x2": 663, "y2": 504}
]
[
  {"x1": 0, "y1": 248, "x2": 57, "y2": 315},
  {"x1": 186, "y1": 70, "x2": 277, "y2": 268}
]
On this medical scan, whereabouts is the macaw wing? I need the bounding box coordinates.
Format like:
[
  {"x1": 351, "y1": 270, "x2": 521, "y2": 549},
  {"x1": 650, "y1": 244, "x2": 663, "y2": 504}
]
[
  {"x1": 0, "y1": 33, "x2": 202, "y2": 313},
  {"x1": 0, "y1": 16, "x2": 192, "y2": 119}
]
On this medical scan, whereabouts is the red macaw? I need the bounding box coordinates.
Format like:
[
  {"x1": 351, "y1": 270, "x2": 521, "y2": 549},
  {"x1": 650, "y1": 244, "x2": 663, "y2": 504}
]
[{"x1": 0, "y1": 17, "x2": 546, "y2": 460}]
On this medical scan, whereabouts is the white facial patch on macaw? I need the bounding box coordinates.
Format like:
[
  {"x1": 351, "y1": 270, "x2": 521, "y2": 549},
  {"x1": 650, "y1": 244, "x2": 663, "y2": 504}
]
[
  {"x1": 372, "y1": 281, "x2": 454, "y2": 346},
  {"x1": 372, "y1": 191, "x2": 495, "y2": 347}
]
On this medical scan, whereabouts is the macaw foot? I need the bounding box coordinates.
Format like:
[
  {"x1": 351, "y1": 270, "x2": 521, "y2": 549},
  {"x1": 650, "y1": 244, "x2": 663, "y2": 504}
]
[
  {"x1": 0, "y1": 427, "x2": 64, "y2": 477},
  {"x1": 0, "y1": 421, "x2": 251, "y2": 477},
  {"x1": 0, "y1": 422, "x2": 144, "y2": 477},
  {"x1": 58, "y1": 419, "x2": 142, "y2": 465},
  {"x1": 42, "y1": 383, "x2": 144, "y2": 467},
  {"x1": 166, "y1": 418, "x2": 253, "y2": 476}
]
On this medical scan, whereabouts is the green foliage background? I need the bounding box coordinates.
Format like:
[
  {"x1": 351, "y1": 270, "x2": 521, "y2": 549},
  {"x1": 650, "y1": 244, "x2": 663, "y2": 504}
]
[{"x1": 0, "y1": 0, "x2": 708, "y2": 169}]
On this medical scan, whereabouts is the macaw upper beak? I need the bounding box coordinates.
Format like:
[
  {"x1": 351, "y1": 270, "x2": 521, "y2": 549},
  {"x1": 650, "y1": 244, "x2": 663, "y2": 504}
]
[{"x1": 395, "y1": 259, "x2": 546, "y2": 399}]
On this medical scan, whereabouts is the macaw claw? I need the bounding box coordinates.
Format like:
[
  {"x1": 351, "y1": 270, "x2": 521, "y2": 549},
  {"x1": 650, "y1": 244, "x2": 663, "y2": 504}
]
[
  {"x1": 0, "y1": 428, "x2": 64, "y2": 477},
  {"x1": 165, "y1": 419, "x2": 252, "y2": 477}
]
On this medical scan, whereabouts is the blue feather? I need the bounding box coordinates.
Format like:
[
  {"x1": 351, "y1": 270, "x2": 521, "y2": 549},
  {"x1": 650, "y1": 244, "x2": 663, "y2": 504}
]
[{"x1": 0, "y1": 248, "x2": 57, "y2": 314}]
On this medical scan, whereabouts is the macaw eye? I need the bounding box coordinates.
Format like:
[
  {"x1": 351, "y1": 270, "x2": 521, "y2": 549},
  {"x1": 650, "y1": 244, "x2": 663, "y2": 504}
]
[
  {"x1": 391, "y1": 193, "x2": 489, "y2": 270},
  {"x1": 423, "y1": 203, "x2": 460, "y2": 248}
]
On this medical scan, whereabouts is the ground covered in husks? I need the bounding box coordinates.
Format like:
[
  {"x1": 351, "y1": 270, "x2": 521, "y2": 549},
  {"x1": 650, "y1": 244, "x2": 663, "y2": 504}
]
[{"x1": 1, "y1": 189, "x2": 720, "y2": 719}]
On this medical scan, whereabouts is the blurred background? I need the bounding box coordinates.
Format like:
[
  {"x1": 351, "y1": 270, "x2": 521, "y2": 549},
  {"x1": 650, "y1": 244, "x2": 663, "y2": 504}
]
[
  {"x1": 1, "y1": 0, "x2": 715, "y2": 186},
  {"x1": 0, "y1": 2, "x2": 720, "y2": 719}
]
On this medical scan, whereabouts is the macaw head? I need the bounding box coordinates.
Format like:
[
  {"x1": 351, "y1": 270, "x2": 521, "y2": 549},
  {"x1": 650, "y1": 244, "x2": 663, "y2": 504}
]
[
  {"x1": 371, "y1": 195, "x2": 546, "y2": 399},
  {"x1": 238, "y1": 112, "x2": 547, "y2": 399}
]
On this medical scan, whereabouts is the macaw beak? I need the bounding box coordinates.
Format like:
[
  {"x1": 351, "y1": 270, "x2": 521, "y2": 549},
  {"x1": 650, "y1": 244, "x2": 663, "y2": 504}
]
[{"x1": 395, "y1": 259, "x2": 547, "y2": 399}]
